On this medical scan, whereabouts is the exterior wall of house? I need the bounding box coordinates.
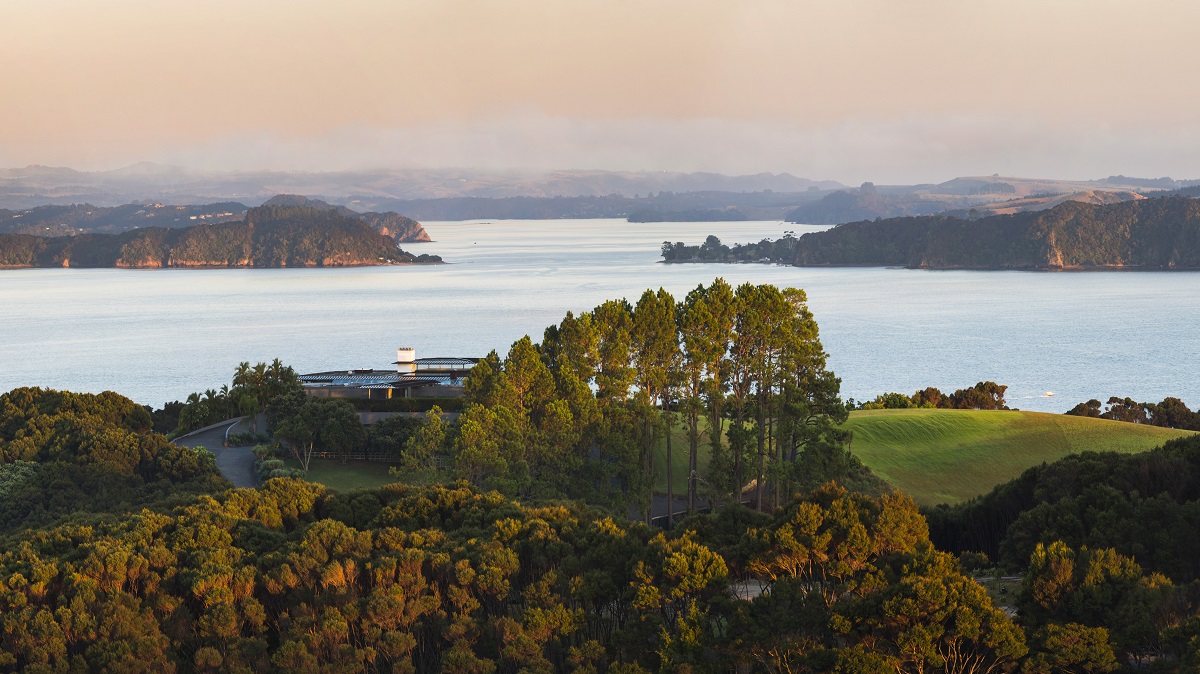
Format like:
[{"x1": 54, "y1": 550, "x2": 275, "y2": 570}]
[
  {"x1": 303, "y1": 386, "x2": 372, "y2": 399},
  {"x1": 413, "y1": 385, "x2": 465, "y2": 398}
]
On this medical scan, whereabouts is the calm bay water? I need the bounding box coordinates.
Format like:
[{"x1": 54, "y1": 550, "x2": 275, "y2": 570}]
[{"x1": 2, "y1": 218, "x2": 1198, "y2": 412}]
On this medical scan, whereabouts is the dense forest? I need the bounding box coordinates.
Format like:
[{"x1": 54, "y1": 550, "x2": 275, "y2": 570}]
[
  {"x1": 259, "y1": 195, "x2": 431, "y2": 243},
  {"x1": 0, "y1": 205, "x2": 440, "y2": 268},
  {"x1": 0, "y1": 197, "x2": 431, "y2": 243},
  {"x1": 0, "y1": 201, "x2": 248, "y2": 236},
  {"x1": 1065, "y1": 395, "x2": 1200, "y2": 430},
  {"x1": 667, "y1": 196, "x2": 1200, "y2": 270},
  {"x1": 924, "y1": 436, "x2": 1200, "y2": 668},
  {"x1": 0, "y1": 385, "x2": 1149, "y2": 673},
  {"x1": 8, "y1": 281, "x2": 1200, "y2": 670}
]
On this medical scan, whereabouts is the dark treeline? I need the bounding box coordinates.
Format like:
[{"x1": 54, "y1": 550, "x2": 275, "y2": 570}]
[
  {"x1": 668, "y1": 196, "x2": 1200, "y2": 270},
  {"x1": 661, "y1": 234, "x2": 800, "y2": 264},
  {"x1": 1066, "y1": 395, "x2": 1200, "y2": 430},
  {"x1": 858, "y1": 382, "x2": 1009, "y2": 410},
  {"x1": 0, "y1": 205, "x2": 440, "y2": 268}
]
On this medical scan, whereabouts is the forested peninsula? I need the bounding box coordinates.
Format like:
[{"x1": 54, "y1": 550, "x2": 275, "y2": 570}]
[
  {"x1": 0, "y1": 205, "x2": 441, "y2": 268},
  {"x1": 0, "y1": 195, "x2": 433, "y2": 243},
  {"x1": 666, "y1": 196, "x2": 1200, "y2": 270}
]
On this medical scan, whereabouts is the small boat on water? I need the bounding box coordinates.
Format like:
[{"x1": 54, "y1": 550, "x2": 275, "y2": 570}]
[{"x1": 1044, "y1": 391, "x2": 1055, "y2": 397}]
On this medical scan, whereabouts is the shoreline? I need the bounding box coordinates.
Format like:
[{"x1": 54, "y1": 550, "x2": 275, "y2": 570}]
[
  {"x1": 0, "y1": 260, "x2": 445, "y2": 270},
  {"x1": 660, "y1": 259, "x2": 1200, "y2": 272}
]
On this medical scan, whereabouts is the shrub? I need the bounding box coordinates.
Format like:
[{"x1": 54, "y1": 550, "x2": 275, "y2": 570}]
[
  {"x1": 257, "y1": 459, "x2": 285, "y2": 479},
  {"x1": 227, "y1": 432, "x2": 271, "y2": 447}
]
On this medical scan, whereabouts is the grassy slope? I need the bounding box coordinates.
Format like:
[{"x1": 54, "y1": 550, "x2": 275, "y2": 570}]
[
  {"x1": 283, "y1": 458, "x2": 398, "y2": 492},
  {"x1": 846, "y1": 409, "x2": 1193, "y2": 505},
  {"x1": 652, "y1": 419, "x2": 721, "y2": 495}
]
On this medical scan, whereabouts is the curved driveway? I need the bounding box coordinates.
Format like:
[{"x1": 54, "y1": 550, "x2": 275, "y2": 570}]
[{"x1": 173, "y1": 416, "x2": 261, "y2": 488}]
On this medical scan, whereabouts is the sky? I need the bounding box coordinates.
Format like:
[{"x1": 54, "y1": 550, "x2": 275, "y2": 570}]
[{"x1": 3, "y1": 0, "x2": 1200, "y2": 183}]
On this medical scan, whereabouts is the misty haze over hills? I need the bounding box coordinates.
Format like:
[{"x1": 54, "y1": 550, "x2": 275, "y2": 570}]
[
  {"x1": 3, "y1": 164, "x2": 1198, "y2": 224},
  {"x1": 0, "y1": 164, "x2": 843, "y2": 211}
]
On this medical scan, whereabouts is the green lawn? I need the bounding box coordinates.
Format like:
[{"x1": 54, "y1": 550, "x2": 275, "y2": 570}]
[
  {"x1": 651, "y1": 419, "x2": 722, "y2": 494},
  {"x1": 845, "y1": 409, "x2": 1194, "y2": 505},
  {"x1": 283, "y1": 458, "x2": 400, "y2": 492}
]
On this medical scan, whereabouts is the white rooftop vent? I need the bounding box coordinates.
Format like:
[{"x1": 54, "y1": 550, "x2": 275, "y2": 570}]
[{"x1": 396, "y1": 347, "x2": 416, "y2": 374}]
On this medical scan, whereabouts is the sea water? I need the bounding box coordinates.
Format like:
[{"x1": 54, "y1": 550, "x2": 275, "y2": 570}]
[{"x1": 2, "y1": 218, "x2": 1197, "y2": 412}]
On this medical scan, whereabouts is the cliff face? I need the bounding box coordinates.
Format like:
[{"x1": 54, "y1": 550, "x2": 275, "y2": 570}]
[
  {"x1": 790, "y1": 197, "x2": 1200, "y2": 269},
  {"x1": 0, "y1": 205, "x2": 441, "y2": 268},
  {"x1": 668, "y1": 196, "x2": 1200, "y2": 271},
  {"x1": 357, "y1": 212, "x2": 432, "y2": 242}
]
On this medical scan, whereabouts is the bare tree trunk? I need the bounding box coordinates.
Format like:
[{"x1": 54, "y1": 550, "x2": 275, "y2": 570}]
[
  {"x1": 770, "y1": 412, "x2": 779, "y2": 510},
  {"x1": 644, "y1": 415, "x2": 653, "y2": 526},
  {"x1": 733, "y1": 407, "x2": 744, "y2": 505},
  {"x1": 755, "y1": 393, "x2": 766, "y2": 512},
  {"x1": 301, "y1": 441, "x2": 314, "y2": 473},
  {"x1": 666, "y1": 402, "x2": 674, "y2": 529},
  {"x1": 709, "y1": 395, "x2": 723, "y2": 501},
  {"x1": 688, "y1": 388, "x2": 699, "y2": 513}
]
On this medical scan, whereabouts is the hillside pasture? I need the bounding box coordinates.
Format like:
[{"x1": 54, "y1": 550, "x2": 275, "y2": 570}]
[{"x1": 846, "y1": 409, "x2": 1193, "y2": 505}]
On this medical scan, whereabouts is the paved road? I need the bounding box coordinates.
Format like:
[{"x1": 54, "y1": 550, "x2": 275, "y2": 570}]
[
  {"x1": 172, "y1": 412, "x2": 456, "y2": 489},
  {"x1": 173, "y1": 416, "x2": 262, "y2": 488}
]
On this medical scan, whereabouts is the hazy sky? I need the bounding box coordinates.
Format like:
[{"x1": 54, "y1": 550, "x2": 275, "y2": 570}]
[{"x1": 3, "y1": 0, "x2": 1200, "y2": 183}]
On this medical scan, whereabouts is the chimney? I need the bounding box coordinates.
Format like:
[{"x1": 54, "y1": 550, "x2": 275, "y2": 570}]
[{"x1": 396, "y1": 347, "x2": 416, "y2": 374}]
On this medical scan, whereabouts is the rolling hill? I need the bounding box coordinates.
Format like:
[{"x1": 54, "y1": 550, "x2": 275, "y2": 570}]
[{"x1": 846, "y1": 408, "x2": 1194, "y2": 505}]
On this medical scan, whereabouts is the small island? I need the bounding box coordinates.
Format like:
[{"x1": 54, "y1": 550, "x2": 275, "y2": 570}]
[
  {"x1": 664, "y1": 196, "x2": 1200, "y2": 270},
  {"x1": 0, "y1": 204, "x2": 441, "y2": 268}
]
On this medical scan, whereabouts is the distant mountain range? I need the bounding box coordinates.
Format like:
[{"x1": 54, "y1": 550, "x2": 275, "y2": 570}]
[
  {"x1": 2, "y1": 165, "x2": 1197, "y2": 224},
  {"x1": 0, "y1": 165, "x2": 842, "y2": 210},
  {"x1": 784, "y1": 175, "x2": 1200, "y2": 225}
]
